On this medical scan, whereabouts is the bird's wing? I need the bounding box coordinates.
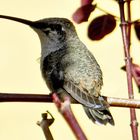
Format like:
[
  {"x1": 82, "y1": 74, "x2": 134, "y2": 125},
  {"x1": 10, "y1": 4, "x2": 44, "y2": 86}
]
[
  {"x1": 62, "y1": 46, "x2": 108, "y2": 109},
  {"x1": 63, "y1": 80, "x2": 108, "y2": 110}
]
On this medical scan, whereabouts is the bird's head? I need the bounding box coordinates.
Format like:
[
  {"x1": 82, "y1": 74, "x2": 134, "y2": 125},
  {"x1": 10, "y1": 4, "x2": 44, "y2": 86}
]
[
  {"x1": 0, "y1": 15, "x2": 78, "y2": 55},
  {"x1": 0, "y1": 15, "x2": 77, "y2": 42}
]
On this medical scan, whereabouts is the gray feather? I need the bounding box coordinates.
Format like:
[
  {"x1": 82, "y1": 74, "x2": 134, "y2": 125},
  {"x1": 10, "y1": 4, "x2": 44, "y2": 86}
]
[
  {"x1": 63, "y1": 81, "x2": 108, "y2": 109},
  {"x1": 0, "y1": 15, "x2": 114, "y2": 125},
  {"x1": 84, "y1": 107, "x2": 115, "y2": 125},
  {"x1": 34, "y1": 17, "x2": 114, "y2": 125}
]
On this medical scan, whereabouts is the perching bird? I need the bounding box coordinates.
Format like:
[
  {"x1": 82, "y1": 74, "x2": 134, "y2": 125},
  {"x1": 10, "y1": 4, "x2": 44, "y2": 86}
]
[{"x1": 0, "y1": 15, "x2": 114, "y2": 125}]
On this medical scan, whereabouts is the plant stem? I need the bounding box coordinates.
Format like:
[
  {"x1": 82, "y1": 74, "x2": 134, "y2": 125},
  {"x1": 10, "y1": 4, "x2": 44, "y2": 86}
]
[
  {"x1": 96, "y1": 6, "x2": 119, "y2": 20},
  {"x1": 0, "y1": 93, "x2": 52, "y2": 102},
  {"x1": 105, "y1": 97, "x2": 140, "y2": 108},
  {"x1": 52, "y1": 93, "x2": 87, "y2": 140},
  {"x1": 0, "y1": 93, "x2": 140, "y2": 108},
  {"x1": 118, "y1": 0, "x2": 139, "y2": 140},
  {"x1": 126, "y1": 0, "x2": 132, "y2": 52},
  {"x1": 37, "y1": 112, "x2": 54, "y2": 140}
]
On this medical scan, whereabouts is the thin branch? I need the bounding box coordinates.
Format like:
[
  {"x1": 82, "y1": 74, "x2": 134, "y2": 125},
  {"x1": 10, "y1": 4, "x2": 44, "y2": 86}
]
[
  {"x1": 126, "y1": 0, "x2": 132, "y2": 52},
  {"x1": 37, "y1": 111, "x2": 54, "y2": 140},
  {"x1": 0, "y1": 93, "x2": 52, "y2": 102},
  {"x1": 0, "y1": 93, "x2": 140, "y2": 108},
  {"x1": 96, "y1": 6, "x2": 119, "y2": 21},
  {"x1": 105, "y1": 97, "x2": 140, "y2": 108},
  {"x1": 52, "y1": 93, "x2": 87, "y2": 140},
  {"x1": 118, "y1": 0, "x2": 139, "y2": 140}
]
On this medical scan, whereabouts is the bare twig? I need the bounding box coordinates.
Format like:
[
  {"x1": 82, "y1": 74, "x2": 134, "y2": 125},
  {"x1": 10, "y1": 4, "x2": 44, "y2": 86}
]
[
  {"x1": 126, "y1": 0, "x2": 132, "y2": 52},
  {"x1": 52, "y1": 93, "x2": 87, "y2": 140},
  {"x1": 96, "y1": 6, "x2": 119, "y2": 20},
  {"x1": 37, "y1": 111, "x2": 54, "y2": 140},
  {"x1": 105, "y1": 97, "x2": 140, "y2": 108},
  {"x1": 0, "y1": 93, "x2": 52, "y2": 102},
  {"x1": 0, "y1": 93, "x2": 140, "y2": 108},
  {"x1": 118, "y1": 0, "x2": 139, "y2": 140}
]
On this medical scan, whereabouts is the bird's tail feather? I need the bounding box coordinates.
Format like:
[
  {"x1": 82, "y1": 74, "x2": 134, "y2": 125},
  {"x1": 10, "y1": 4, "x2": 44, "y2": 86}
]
[{"x1": 84, "y1": 107, "x2": 115, "y2": 125}]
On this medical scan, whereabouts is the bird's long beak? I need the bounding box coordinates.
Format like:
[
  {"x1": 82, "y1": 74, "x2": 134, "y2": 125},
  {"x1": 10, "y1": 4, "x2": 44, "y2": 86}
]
[
  {"x1": 0, "y1": 15, "x2": 35, "y2": 26},
  {"x1": 0, "y1": 15, "x2": 45, "y2": 29}
]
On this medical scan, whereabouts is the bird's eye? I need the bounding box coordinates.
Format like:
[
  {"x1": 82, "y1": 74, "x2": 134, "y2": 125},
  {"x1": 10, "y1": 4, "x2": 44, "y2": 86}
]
[{"x1": 43, "y1": 24, "x2": 65, "y2": 36}]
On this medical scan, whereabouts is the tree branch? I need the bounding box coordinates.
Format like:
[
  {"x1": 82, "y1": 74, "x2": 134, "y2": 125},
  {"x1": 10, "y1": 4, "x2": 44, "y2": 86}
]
[
  {"x1": 37, "y1": 111, "x2": 54, "y2": 140},
  {"x1": 0, "y1": 92, "x2": 140, "y2": 109},
  {"x1": 105, "y1": 96, "x2": 140, "y2": 108},
  {"x1": 126, "y1": 0, "x2": 132, "y2": 52},
  {"x1": 96, "y1": 6, "x2": 119, "y2": 21},
  {"x1": 52, "y1": 93, "x2": 87, "y2": 140},
  {"x1": 0, "y1": 93, "x2": 52, "y2": 102},
  {"x1": 118, "y1": 0, "x2": 139, "y2": 140}
]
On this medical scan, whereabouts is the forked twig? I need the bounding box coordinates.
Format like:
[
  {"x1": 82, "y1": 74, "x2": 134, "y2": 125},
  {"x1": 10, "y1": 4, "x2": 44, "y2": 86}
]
[{"x1": 37, "y1": 111, "x2": 54, "y2": 140}]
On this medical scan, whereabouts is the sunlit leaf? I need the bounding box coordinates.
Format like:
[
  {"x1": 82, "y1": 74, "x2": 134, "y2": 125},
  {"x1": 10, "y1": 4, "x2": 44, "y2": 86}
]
[
  {"x1": 81, "y1": 0, "x2": 94, "y2": 6},
  {"x1": 88, "y1": 15, "x2": 116, "y2": 40},
  {"x1": 121, "y1": 63, "x2": 140, "y2": 92},
  {"x1": 134, "y1": 21, "x2": 140, "y2": 40},
  {"x1": 72, "y1": 4, "x2": 96, "y2": 24}
]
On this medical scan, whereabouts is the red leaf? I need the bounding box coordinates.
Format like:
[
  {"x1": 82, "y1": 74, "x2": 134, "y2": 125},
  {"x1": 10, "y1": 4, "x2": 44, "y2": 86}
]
[
  {"x1": 134, "y1": 22, "x2": 140, "y2": 40},
  {"x1": 72, "y1": 4, "x2": 96, "y2": 24},
  {"x1": 121, "y1": 63, "x2": 140, "y2": 92},
  {"x1": 81, "y1": 0, "x2": 93, "y2": 6},
  {"x1": 88, "y1": 15, "x2": 116, "y2": 40}
]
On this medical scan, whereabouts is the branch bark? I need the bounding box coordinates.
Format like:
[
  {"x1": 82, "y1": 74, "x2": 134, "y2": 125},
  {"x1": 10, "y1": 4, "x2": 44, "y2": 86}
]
[
  {"x1": 118, "y1": 0, "x2": 139, "y2": 140},
  {"x1": 52, "y1": 93, "x2": 87, "y2": 140},
  {"x1": 37, "y1": 111, "x2": 54, "y2": 140},
  {"x1": 105, "y1": 97, "x2": 140, "y2": 108},
  {"x1": 0, "y1": 92, "x2": 140, "y2": 108}
]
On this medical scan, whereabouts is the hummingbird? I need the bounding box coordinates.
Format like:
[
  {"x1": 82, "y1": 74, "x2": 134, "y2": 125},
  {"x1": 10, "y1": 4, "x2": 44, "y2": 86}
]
[{"x1": 0, "y1": 15, "x2": 114, "y2": 125}]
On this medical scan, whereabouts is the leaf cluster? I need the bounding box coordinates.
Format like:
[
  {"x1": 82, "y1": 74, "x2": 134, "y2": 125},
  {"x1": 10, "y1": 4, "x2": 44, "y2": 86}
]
[{"x1": 72, "y1": 0, "x2": 140, "y2": 92}]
